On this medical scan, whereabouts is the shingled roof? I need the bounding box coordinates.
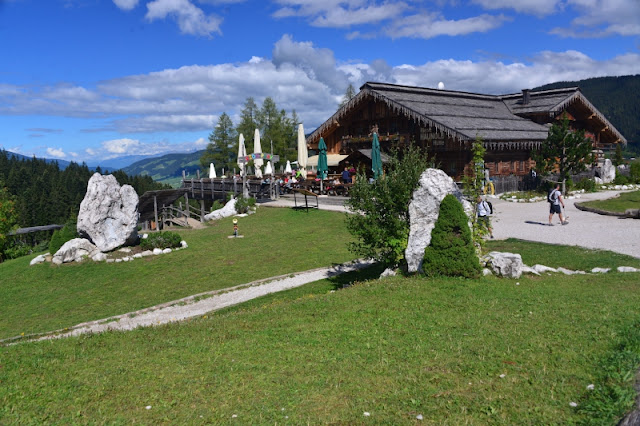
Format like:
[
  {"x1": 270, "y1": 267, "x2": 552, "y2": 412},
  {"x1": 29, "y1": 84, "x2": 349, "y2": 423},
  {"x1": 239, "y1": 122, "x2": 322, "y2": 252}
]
[{"x1": 307, "y1": 82, "x2": 626, "y2": 147}]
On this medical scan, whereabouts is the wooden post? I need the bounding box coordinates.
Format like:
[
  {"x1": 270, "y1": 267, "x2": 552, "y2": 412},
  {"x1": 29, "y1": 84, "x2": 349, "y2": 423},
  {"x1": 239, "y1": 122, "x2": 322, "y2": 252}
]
[
  {"x1": 200, "y1": 178, "x2": 204, "y2": 199},
  {"x1": 196, "y1": 169, "x2": 200, "y2": 179},
  {"x1": 184, "y1": 193, "x2": 190, "y2": 220},
  {"x1": 200, "y1": 200, "x2": 205, "y2": 222},
  {"x1": 153, "y1": 195, "x2": 158, "y2": 232}
]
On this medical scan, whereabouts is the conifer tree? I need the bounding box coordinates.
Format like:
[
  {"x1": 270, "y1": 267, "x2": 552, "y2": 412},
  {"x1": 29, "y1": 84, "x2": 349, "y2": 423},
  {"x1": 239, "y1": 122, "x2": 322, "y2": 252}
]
[
  {"x1": 200, "y1": 112, "x2": 236, "y2": 173},
  {"x1": 533, "y1": 114, "x2": 595, "y2": 193}
]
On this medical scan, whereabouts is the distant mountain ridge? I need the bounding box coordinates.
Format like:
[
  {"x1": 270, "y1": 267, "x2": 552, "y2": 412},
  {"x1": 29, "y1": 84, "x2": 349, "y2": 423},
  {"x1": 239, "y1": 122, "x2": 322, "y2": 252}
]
[
  {"x1": 534, "y1": 74, "x2": 640, "y2": 152},
  {"x1": 122, "y1": 150, "x2": 206, "y2": 187}
]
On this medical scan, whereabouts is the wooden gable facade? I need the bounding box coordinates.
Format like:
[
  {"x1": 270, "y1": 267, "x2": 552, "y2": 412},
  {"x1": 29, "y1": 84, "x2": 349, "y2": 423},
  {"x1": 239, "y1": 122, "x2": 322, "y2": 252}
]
[{"x1": 306, "y1": 82, "x2": 626, "y2": 180}]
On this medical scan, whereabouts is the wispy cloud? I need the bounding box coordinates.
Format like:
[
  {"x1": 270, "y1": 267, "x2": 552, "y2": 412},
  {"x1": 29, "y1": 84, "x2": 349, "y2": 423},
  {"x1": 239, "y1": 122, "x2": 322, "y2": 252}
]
[
  {"x1": 112, "y1": 0, "x2": 140, "y2": 11},
  {"x1": 145, "y1": 0, "x2": 223, "y2": 36}
]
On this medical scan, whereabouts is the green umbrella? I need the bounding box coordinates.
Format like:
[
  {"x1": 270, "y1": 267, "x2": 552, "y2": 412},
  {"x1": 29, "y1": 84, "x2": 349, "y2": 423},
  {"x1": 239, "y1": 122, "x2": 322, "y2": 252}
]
[
  {"x1": 318, "y1": 137, "x2": 328, "y2": 180},
  {"x1": 371, "y1": 132, "x2": 382, "y2": 179}
]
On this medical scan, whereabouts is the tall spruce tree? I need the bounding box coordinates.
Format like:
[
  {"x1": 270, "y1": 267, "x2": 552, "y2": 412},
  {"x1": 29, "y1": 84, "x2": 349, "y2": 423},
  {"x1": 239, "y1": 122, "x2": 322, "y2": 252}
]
[
  {"x1": 533, "y1": 114, "x2": 595, "y2": 193},
  {"x1": 235, "y1": 97, "x2": 259, "y2": 144},
  {"x1": 200, "y1": 112, "x2": 236, "y2": 174},
  {"x1": 340, "y1": 83, "x2": 357, "y2": 107}
]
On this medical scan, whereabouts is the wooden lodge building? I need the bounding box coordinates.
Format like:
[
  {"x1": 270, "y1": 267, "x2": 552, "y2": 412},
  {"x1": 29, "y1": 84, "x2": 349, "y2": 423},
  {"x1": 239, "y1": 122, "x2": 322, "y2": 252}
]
[{"x1": 306, "y1": 82, "x2": 626, "y2": 181}]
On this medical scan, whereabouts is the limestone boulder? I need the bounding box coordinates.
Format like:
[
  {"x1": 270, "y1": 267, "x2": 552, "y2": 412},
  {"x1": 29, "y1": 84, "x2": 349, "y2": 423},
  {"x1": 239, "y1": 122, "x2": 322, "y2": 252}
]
[
  {"x1": 405, "y1": 168, "x2": 473, "y2": 273},
  {"x1": 52, "y1": 238, "x2": 101, "y2": 265},
  {"x1": 77, "y1": 173, "x2": 139, "y2": 252},
  {"x1": 483, "y1": 251, "x2": 523, "y2": 279},
  {"x1": 601, "y1": 159, "x2": 616, "y2": 184},
  {"x1": 204, "y1": 198, "x2": 237, "y2": 221}
]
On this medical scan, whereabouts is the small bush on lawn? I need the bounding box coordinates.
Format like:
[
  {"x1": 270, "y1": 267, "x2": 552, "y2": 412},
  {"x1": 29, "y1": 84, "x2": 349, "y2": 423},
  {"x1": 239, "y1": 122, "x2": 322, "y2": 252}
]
[
  {"x1": 141, "y1": 231, "x2": 182, "y2": 250},
  {"x1": 235, "y1": 195, "x2": 256, "y2": 214},
  {"x1": 629, "y1": 161, "x2": 640, "y2": 184},
  {"x1": 575, "y1": 178, "x2": 597, "y2": 192},
  {"x1": 614, "y1": 174, "x2": 629, "y2": 185},
  {"x1": 422, "y1": 194, "x2": 480, "y2": 278},
  {"x1": 49, "y1": 220, "x2": 78, "y2": 254}
]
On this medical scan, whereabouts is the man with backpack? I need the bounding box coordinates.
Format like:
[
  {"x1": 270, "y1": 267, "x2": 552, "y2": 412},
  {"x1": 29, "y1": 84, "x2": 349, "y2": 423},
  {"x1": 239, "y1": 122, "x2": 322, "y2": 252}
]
[
  {"x1": 476, "y1": 196, "x2": 494, "y2": 238},
  {"x1": 548, "y1": 183, "x2": 567, "y2": 225}
]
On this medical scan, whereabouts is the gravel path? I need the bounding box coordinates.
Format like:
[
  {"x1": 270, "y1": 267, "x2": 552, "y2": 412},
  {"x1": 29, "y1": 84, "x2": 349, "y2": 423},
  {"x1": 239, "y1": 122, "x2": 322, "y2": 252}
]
[
  {"x1": 28, "y1": 260, "x2": 373, "y2": 342},
  {"x1": 490, "y1": 190, "x2": 640, "y2": 259}
]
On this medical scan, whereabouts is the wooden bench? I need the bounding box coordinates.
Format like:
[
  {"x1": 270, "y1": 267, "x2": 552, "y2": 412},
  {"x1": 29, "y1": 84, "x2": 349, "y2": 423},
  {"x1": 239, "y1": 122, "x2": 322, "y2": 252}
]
[{"x1": 292, "y1": 188, "x2": 319, "y2": 212}]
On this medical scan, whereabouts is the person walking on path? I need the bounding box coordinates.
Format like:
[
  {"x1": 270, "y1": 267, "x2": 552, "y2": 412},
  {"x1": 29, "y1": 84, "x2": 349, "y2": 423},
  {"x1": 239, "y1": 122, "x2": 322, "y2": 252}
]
[
  {"x1": 548, "y1": 183, "x2": 567, "y2": 226},
  {"x1": 476, "y1": 196, "x2": 494, "y2": 238}
]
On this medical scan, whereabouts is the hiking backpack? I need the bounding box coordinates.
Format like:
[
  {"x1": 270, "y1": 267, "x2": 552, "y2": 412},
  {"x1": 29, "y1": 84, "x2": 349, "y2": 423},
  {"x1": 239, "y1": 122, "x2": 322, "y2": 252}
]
[{"x1": 486, "y1": 201, "x2": 493, "y2": 214}]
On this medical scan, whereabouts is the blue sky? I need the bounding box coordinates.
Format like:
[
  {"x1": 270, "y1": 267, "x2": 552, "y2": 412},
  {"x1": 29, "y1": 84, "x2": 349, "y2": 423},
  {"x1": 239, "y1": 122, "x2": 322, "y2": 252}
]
[{"x1": 1, "y1": 0, "x2": 639, "y2": 163}]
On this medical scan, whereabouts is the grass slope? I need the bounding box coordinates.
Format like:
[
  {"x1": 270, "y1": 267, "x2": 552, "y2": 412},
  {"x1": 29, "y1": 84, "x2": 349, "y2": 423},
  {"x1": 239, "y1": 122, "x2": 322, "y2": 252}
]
[
  {"x1": 0, "y1": 208, "x2": 356, "y2": 340},
  {"x1": 579, "y1": 190, "x2": 640, "y2": 213},
  {"x1": 2, "y1": 241, "x2": 640, "y2": 423}
]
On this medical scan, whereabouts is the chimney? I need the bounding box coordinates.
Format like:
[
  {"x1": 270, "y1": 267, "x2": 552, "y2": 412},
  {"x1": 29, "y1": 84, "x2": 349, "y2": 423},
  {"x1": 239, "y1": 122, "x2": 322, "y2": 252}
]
[{"x1": 522, "y1": 89, "x2": 531, "y2": 105}]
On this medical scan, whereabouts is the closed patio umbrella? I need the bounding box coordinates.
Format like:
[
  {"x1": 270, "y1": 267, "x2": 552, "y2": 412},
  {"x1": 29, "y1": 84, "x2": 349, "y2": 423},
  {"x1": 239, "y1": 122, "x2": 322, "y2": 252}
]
[
  {"x1": 317, "y1": 137, "x2": 328, "y2": 180},
  {"x1": 372, "y1": 132, "x2": 383, "y2": 179},
  {"x1": 265, "y1": 160, "x2": 273, "y2": 175},
  {"x1": 254, "y1": 128, "x2": 263, "y2": 179},
  {"x1": 237, "y1": 134, "x2": 246, "y2": 177},
  {"x1": 284, "y1": 160, "x2": 292, "y2": 174},
  {"x1": 209, "y1": 162, "x2": 216, "y2": 179},
  {"x1": 297, "y1": 123, "x2": 307, "y2": 178}
]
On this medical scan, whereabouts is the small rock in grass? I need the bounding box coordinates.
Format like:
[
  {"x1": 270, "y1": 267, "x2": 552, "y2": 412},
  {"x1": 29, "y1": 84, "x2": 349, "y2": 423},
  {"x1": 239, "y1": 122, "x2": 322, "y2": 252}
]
[
  {"x1": 379, "y1": 268, "x2": 397, "y2": 279},
  {"x1": 145, "y1": 405, "x2": 151, "y2": 410},
  {"x1": 569, "y1": 402, "x2": 578, "y2": 407},
  {"x1": 416, "y1": 414, "x2": 423, "y2": 420},
  {"x1": 591, "y1": 267, "x2": 610, "y2": 273},
  {"x1": 152, "y1": 248, "x2": 163, "y2": 255},
  {"x1": 482, "y1": 268, "x2": 492, "y2": 276},
  {"x1": 30, "y1": 254, "x2": 47, "y2": 266},
  {"x1": 618, "y1": 266, "x2": 639, "y2": 273},
  {"x1": 162, "y1": 248, "x2": 172, "y2": 254},
  {"x1": 499, "y1": 374, "x2": 506, "y2": 378},
  {"x1": 587, "y1": 384, "x2": 595, "y2": 390},
  {"x1": 364, "y1": 412, "x2": 370, "y2": 416},
  {"x1": 532, "y1": 264, "x2": 557, "y2": 274},
  {"x1": 180, "y1": 240, "x2": 188, "y2": 248}
]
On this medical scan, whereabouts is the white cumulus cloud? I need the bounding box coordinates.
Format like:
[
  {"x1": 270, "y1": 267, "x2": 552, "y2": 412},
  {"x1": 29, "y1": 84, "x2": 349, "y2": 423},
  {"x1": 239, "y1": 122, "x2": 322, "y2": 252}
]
[
  {"x1": 46, "y1": 147, "x2": 67, "y2": 158},
  {"x1": 145, "y1": 0, "x2": 223, "y2": 36},
  {"x1": 113, "y1": 0, "x2": 140, "y2": 11}
]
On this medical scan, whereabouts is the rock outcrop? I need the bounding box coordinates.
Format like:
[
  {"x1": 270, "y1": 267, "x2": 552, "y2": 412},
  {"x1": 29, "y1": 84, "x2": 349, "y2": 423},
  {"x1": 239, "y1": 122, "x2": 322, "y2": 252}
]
[
  {"x1": 77, "y1": 173, "x2": 139, "y2": 252},
  {"x1": 601, "y1": 159, "x2": 616, "y2": 184},
  {"x1": 204, "y1": 198, "x2": 237, "y2": 221},
  {"x1": 52, "y1": 238, "x2": 103, "y2": 265},
  {"x1": 483, "y1": 251, "x2": 524, "y2": 279},
  {"x1": 405, "y1": 168, "x2": 473, "y2": 273}
]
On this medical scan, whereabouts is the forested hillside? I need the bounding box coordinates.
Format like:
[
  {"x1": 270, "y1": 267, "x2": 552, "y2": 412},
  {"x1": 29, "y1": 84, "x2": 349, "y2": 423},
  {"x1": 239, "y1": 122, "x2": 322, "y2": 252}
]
[
  {"x1": 0, "y1": 150, "x2": 168, "y2": 228},
  {"x1": 122, "y1": 150, "x2": 205, "y2": 187},
  {"x1": 535, "y1": 74, "x2": 640, "y2": 153}
]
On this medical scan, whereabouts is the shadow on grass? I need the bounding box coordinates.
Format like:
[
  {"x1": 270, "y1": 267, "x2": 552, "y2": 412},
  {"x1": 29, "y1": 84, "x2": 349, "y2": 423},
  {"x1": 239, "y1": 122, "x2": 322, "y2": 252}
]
[{"x1": 327, "y1": 263, "x2": 387, "y2": 290}]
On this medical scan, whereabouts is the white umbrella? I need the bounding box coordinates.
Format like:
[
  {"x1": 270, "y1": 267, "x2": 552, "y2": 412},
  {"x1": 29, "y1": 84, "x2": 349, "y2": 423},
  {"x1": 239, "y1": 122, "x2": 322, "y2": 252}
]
[
  {"x1": 253, "y1": 128, "x2": 263, "y2": 179},
  {"x1": 284, "y1": 160, "x2": 292, "y2": 174},
  {"x1": 209, "y1": 162, "x2": 216, "y2": 179},
  {"x1": 265, "y1": 160, "x2": 273, "y2": 175},
  {"x1": 297, "y1": 123, "x2": 308, "y2": 177},
  {"x1": 237, "y1": 133, "x2": 246, "y2": 176}
]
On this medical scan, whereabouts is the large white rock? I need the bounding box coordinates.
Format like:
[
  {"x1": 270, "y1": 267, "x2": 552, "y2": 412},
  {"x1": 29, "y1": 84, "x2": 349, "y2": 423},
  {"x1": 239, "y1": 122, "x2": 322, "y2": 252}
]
[
  {"x1": 601, "y1": 159, "x2": 616, "y2": 184},
  {"x1": 77, "y1": 173, "x2": 139, "y2": 252},
  {"x1": 405, "y1": 168, "x2": 473, "y2": 273},
  {"x1": 204, "y1": 198, "x2": 237, "y2": 221},
  {"x1": 30, "y1": 254, "x2": 47, "y2": 266},
  {"x1": 52, "y1": 238, "x2": 101, "y2": 265},
  {"x1": 484, "y1": 251, "x2": 523, "y2": 279}
]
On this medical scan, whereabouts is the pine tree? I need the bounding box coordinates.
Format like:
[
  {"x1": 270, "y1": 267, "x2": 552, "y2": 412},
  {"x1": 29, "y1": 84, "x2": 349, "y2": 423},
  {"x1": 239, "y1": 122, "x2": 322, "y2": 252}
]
[
  {"x1": 235, "y1": 97, "x2": 259, "y2": 145},
  {"x1": 200, "y1": 112, "x2": 236, "y2": 173},
  {"x1": 340, "y1": 83, "x2": 357, "y2": 107},
  {"x1": 613, "y1": 143, "x2": 624, "y2": 166}
]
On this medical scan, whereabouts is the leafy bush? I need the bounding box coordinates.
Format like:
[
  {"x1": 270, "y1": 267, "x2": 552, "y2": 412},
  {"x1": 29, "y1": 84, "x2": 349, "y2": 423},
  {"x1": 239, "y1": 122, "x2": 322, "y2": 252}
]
[
  {"x1": 345, "y1": 145, "x2": 432, "y2": 268},
  {"x1": 422, "y1": 194, "x2": 480, "y2": 278},
  {"x1": 140, "y1": 231, "x2": 182, "y2": 250},
  {"x1": 211, "y1": 200, "x2": 225, "y2": 211},
  {"x1": 3, "y1": 241, "x2": 32, "y2": 260},
  {"x1": 629, "y1": 161, "x2": 640, "y2": 184},
  {"x1": 575, "y1": 178, "x2": 597, "y2": 192},
  {"x1": 49, "y1": 221, "x2": 78, "y2": 254},
  {"x1": 614, "y1": 174, "x2": 629, "y2": 185},
  {"x1": 234, "y1": 195, "x2": 256, "y2": 214}
]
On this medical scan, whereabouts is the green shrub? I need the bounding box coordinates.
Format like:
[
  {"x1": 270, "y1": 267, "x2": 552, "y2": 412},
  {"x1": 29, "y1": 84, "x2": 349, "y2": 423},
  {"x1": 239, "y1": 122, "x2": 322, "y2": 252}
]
[
  {"x1": 211, "y1": 200, "x2": 225, "y2": 211},
  {"x1": 3, "y1": 241, "x2": 32, "y2": 260},
  {"x1": 345, "y1": 145, "x2": 432, "y2": 268},
  {"x1": 575, "y1": 178, "x2": 596, "y2": 192},
  {"x1": 140, "y1": 231, "x2": 182, "y2": 250},
  {"x1": 234, "y1": 195, "x2": 256, "y2": 214},
  {"x1": 614, "y1": 174, "x2": 629, "y2": 185},
  {"x1": 629, "y1": 162, "x2": 640, "y2": 184},
  {"x1": 422, "y1": 194, "x2": 480, "y2": 278},
  {"x1": 49, "y1": 221, "x2": 78, "y2": 254}
]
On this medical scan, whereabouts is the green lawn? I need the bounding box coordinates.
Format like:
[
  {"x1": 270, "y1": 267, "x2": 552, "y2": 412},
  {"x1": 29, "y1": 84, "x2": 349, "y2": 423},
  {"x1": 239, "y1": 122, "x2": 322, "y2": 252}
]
[
  {"x1": 0, "y1": 207, "x2": 357, "y2": 340},
  {"x1": 580, "y1": 189, "x2": 640, "y2": 213},
  {"x1": 2, "y1": 237, "x2": 640, "y2": 423}
]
